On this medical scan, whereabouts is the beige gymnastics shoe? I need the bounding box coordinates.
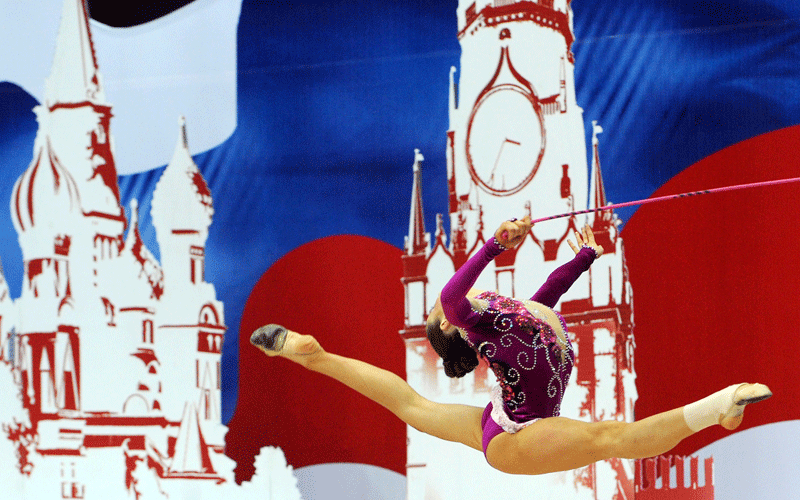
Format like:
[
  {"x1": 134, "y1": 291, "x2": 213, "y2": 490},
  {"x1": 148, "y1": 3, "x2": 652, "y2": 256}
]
[
  {"x1": 250, "y1": 324, "x2": 289, "y2": 356},
  {"x1": 250, "y1": 324, "x2": 322, "y2": 362},
  {"x1": 719, "y1": 383, "x2": 772, "y2": 431}
]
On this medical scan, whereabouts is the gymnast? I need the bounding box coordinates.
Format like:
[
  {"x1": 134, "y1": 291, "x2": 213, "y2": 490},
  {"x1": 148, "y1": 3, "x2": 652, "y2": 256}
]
[{"x1": 251, "y1": 216, "x2": 772, "y2": 475}]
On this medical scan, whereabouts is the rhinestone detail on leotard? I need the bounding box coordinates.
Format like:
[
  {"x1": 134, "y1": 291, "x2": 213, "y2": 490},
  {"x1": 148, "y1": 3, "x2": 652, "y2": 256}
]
[{"x1": 464, "y1": 291, "x2": 574, "y2": 422}]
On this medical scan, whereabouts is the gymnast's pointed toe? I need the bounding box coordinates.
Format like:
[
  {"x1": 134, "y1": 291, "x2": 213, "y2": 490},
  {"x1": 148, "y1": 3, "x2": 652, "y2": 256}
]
[
  {"x1": 250, "y1": 324, "x2": 288, "y2": 356},
  {"x1": 719, "y1": 383, "x2": 772, "y2": 430}
]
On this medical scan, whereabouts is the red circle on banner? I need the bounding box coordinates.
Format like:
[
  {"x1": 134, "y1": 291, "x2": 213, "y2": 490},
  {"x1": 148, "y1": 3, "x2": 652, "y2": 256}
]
[
  {"x1": 226, "y1": 235, "x2": 406, "y2": 482},
  {"x1": 624, "y1": 124, "x2": 800, "y2": 456}
]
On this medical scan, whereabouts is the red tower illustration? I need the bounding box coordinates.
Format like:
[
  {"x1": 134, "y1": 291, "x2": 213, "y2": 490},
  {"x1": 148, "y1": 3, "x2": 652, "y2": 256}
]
[{"x1": 400, "y1": 2, "x2": 712, "y2": 499}]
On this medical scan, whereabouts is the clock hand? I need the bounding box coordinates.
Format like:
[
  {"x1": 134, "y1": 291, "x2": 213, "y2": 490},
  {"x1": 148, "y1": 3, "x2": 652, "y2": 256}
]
[
  {"x1": 489, "y1": 138, "x2": 521, "y2": 186},
  {"x1": 488, "y1": 141, "x2": 505, "y2": 186}
]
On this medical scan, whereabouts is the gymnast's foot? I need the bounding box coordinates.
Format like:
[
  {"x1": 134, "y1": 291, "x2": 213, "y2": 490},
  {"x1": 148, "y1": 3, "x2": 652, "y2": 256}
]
[
  {"x1": 719, "y1": 383, "x2": 772, "y2": 431},
  {"x1": 251, "y1": 324, "x2": 323, "y2": 363},
  {"x1": 684, "y1": 382, "x2": 772, "y2": 432}
]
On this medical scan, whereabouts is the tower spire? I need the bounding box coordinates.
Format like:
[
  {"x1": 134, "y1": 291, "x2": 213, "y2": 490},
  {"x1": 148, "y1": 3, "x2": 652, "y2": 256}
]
[
  {"x1": 406, "y1": 149, "x2": 429, "y2": 256},
  {"x1": 589, "y1": 120, "x2": 612, "y2": 226},
  {"x1": 45, "y1": 0, "x2": 105, "y2": 106},
  {"x1": 170, "y1": 403, "x2": 215, "y2": 474}
]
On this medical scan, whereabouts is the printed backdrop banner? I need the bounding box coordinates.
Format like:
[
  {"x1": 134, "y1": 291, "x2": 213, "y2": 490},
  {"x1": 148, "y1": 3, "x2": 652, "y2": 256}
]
[{"x1": 1, "y1": 0, "x2": 799, "y2": 499}]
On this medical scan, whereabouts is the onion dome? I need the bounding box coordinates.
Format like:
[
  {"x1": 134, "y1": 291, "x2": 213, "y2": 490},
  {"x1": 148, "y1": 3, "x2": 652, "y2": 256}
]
[
  {"x1": 11, "y1": 136, "x2": 81, "y2": 260},
  {"x1": 151, "y1": 117, "x2": 213, "y2": 236},
  {"x1": 122, "y1": 199, "x2": 164, "y2": 299}
]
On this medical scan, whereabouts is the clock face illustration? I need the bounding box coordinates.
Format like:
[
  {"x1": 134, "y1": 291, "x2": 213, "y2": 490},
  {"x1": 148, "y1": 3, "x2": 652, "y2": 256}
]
[{"x1": 466, "y1": 85, "x2": 545, "y2": 196}]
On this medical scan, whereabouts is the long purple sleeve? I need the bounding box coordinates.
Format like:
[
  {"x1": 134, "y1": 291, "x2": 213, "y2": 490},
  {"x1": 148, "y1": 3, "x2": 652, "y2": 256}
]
[
  {"x1": 440, "y1": 240, "x2": 597, "y2": 425},
  {"x1": 440, "y1": 239, "x2": 597, "y2": 328},
  {"x1": 440, "y1": 238, "x2": 505, "y2": 329},
  {"x1": 530, "y1": 246, "x2": 597, "y2": 308}
]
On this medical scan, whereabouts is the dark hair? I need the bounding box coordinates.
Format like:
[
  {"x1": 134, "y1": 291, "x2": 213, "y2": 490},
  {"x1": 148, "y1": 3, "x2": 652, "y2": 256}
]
[{"x1": 426, "y1": 321, "x2": 479, "y2": 378}]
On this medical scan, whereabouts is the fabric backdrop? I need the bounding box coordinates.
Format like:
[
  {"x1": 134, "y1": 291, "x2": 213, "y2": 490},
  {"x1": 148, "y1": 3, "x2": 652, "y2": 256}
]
[{"x1": 1, "y1": 0, "x2": 799, "y2": 499}]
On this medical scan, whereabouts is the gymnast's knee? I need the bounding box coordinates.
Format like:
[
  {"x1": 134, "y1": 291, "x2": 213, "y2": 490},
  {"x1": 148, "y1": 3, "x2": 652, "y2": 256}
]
[
  {"x1": 570, "y1": 420, "x2": 641, "y2": 468},
  {"x1": 590, "y1": 420, "x2": 628, "y2": 457}
]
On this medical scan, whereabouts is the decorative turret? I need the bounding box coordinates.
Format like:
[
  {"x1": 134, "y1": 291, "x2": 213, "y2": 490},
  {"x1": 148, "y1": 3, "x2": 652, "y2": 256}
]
[
  {"x1": 151, "y1": 117, "x2": 213, "y2": 303},
  {"x1": 10, "y1": 136, "x2": 79, "y2": 334},
  {"x1": 589, "y1": 121, "x2": 611, "y2": 224},
  {"x1": 405, "y1": 149, "x2": 430, "y2": 256},
  {"x1": 152, "y1": 117, "x2": 213, "y2": 243},
  {"x1": 45, "y1": 0, "x2": 105, "y2": 106},
  {"x1": 149, "y1": 117, "x2": 225, "y2": 428},
  {"x1": 588, "y1": 120, "x2": 615, "y2": 252},
  {"x1": 459, "y1": 0, "x2": 574, "y2": 56},
  {"x1": 401, "y1": 150, "x2": 432, "y2": 338},
  {"x1": 43, "y1": 0, "x2": 123, "y2": 221}
]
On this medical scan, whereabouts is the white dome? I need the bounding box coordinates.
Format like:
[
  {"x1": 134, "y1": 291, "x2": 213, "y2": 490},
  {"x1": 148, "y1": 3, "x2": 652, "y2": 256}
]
[{"x1": 11, "y1": 137, "x2": 81, "y2": 260}]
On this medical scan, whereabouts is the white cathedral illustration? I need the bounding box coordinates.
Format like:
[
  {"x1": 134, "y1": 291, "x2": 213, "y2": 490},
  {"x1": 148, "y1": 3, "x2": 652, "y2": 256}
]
[
  {"x1": 0, "y1": 1, "x2": 301, "y2": 498},
  {"x1": 401, "y1": 1, "x2": 712, "y2": 499}
]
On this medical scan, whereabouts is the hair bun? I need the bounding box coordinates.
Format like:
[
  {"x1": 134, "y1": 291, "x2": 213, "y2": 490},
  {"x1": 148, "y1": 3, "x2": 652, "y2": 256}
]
[
  {"x1": 427, "y1": 322, "x2": 480, "y2": 379},
  {"x1": 443, "y1": 355, "x2": 479, "y2": 378}
]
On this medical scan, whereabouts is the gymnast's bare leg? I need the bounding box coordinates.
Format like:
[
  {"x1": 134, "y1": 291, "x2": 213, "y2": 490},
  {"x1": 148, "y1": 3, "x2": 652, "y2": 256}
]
[
  {"x1": 255, "y1": 327, "x2": 485, "y2": 452},
  {"x1": 253, "y1": 326, "x2": 771, "y2": 476},
  {"x1": 487, "y1": 381, "x2": 770, "y2": 475}
]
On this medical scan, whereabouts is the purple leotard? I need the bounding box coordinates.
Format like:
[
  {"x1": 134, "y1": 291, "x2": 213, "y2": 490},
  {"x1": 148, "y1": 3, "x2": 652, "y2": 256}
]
[{"x1": 439, "y1": 238, "x2": 597, "y2": 455}]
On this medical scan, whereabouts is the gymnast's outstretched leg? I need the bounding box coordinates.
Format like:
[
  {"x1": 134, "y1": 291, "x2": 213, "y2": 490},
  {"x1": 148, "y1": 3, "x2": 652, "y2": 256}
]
[
  {"x1": 252, "y1": 325, "x2": 771, "y2": 476},
  {"x1": 251, "y1": 325, "x2": 485, "y2": 452},
  {"x1": 485, "y1": 382, "x2": 771, "y2": 475}
]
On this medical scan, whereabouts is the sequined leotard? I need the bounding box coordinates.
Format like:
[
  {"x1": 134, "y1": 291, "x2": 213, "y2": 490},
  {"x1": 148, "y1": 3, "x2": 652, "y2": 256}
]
[{"x1": 439, "y1": 238, "x2": 597, "y2": 454}]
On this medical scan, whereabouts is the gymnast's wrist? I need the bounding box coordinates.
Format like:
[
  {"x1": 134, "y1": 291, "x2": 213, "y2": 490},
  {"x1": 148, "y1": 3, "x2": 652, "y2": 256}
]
[{"x1": 580, "y1": 244, "x2": 599, "y2": 260}]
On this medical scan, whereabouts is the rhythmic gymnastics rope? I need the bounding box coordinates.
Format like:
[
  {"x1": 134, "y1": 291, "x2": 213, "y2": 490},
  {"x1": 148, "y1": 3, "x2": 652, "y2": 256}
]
[{"x1": 532, "y1": 176, "x2": 800, "y2": 224}]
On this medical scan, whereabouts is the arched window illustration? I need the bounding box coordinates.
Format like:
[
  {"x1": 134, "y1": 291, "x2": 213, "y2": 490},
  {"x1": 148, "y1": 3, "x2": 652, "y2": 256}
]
[
  {"x1": 123, "y1": 394, "x2": 149, "y2": 415},
  {"x1": 142, "y1": 320, "x2": 154, "y2": 344},
  {"x1": 190, "y1": 246, "x2": 204, "y2": 284},
  {"x1": 198, "y1": 304, "x2": 219, "y2": 325},
  {"x1": 40, "y1": 349, "x2": 57, "y2": 413}
]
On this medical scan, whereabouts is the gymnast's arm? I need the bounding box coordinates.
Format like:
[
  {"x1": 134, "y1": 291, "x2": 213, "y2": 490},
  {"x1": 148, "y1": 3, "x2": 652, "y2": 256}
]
[
  {"x1": 531, "y1": 224, "x2": 604, "y2": 308},
  {"x1": 440, "y1": 238, "x2": 505, "y2": 329},
  {"x1": 440, "y1": 217, "x2": 532, "y2": 329},
  {"x1": 530, "y1": 247, "x2": 597, "y2": 308}
]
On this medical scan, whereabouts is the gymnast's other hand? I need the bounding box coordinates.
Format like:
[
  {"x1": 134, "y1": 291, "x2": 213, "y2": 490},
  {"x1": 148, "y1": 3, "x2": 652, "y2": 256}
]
[
  {"x1": 568, "y1": 224, "x2": 604, "y2": 258},
  {"x1": 495, "y1": 216, "x2": 532, "y2": 249}
]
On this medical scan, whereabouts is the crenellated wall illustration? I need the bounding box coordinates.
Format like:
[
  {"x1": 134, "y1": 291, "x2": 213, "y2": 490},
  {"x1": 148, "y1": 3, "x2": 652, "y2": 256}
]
[{"x1": 635, "y1": 455, "x2": 715, "y2": 500}]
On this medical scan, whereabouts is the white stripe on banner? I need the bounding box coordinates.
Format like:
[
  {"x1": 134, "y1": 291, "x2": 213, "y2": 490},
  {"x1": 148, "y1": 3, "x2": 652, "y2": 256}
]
[
  {"x1": 0, "y1": 0, "x2": 241, "y2": 175},
  {"x1": 695, "y1": 421, "x2": 800, "y2": 500},
  {"x1": 294, "y1": 463, "x2": 407, "y2": 500}
]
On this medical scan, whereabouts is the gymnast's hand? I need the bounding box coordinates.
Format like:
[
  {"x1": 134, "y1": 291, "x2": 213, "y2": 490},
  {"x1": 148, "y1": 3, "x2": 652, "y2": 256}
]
[
  {"x1": 495, "y1": 216, "x2": 532, "y2": 249},
  {"x1": 568, "y1": 224, "x2": 604, "y2": 258}
]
